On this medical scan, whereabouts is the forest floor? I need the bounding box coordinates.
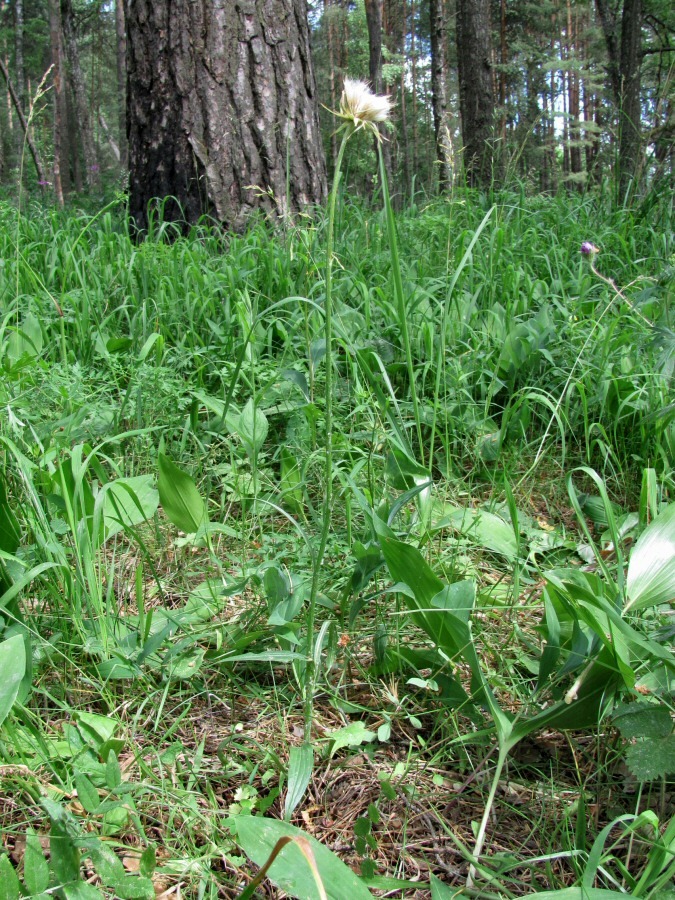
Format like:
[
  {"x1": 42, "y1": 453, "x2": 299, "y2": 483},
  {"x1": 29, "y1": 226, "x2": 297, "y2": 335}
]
[{"x1": 0, "y1": 186, "x2": 673, "y2": 898}]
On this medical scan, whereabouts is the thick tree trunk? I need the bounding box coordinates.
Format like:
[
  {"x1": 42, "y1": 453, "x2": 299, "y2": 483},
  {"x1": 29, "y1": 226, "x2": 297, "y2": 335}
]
[
  {"x1": 456, "y1": 0, "x2": 496, "y2": 188},
  {"x1": 61, "y1": 0, "x2": 98, "y2": 187},
  {"x1": 126, "y1": 0, "x2": 327, "y2": 233},
  {"x1": 115, "y1": 0, "x2": 127, "y2": 168},
  {"x1": 618, "y1": 0, "x2": 642, "y2": 197},
  {"x1": 429, "y1": 0, "x2": 452, "y2": 190}
]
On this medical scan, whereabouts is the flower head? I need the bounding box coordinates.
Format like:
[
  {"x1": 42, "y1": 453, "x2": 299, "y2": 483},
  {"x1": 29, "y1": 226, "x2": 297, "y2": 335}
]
[
  {"x1": 580, "y1": 241, "x2": 600, "y2": 256},
  {"x1": 334, "y1": 79, "x2": 392, "y2": 137}
]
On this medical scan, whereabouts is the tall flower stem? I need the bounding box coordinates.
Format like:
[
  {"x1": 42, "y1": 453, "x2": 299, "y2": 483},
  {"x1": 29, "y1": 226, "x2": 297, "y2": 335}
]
[
  {"x1": 304, "y1": 130, "x2": 350, "y2": 742},
  {"x1": 378, "y1": 144, "x2": 423, "y2": 463}
]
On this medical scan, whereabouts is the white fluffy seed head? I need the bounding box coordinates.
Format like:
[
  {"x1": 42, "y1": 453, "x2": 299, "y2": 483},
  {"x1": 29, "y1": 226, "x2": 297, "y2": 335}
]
[{"x1": 338, "y1": 79, "x2": 392, "y2": 128}]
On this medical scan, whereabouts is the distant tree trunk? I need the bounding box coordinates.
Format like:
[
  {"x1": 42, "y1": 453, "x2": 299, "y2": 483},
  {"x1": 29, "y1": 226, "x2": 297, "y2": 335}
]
[
  {"x1": 13, "y1": 0, "x2": 25, "y2": 103},
  {"x1": 61, "y1": 0, "x2": 98, "y2": 187},
  {"x1": 596, "y1": 0, "x2": 643, "y2": 197},
  {"x1": 115, "y1": 0, "x2": 127, "y2": 168},
  {"x1": 0, "y1": 56, "x2": 47, "y2": 184},
  {"x1": 567, "y1": 0, "x2": 582, "y2": 185},
  {"x1": 364, "y1": 0, "x2": 384, "y2": 93},
  {"x1": 618, "y1": 0, "x2": 642, "y2": 197},
  {"x1": 48, "y1": 0, "x2": 67, "y2": 204},
  {"x1": 364, "y1": 0, "x2": 393, "y2": 186},
  {"x1": 456, "y1": 0, "x2": 496, "y2": 187},
  {"x1": 126, "y1": 0, "x2": 327, "y2": 232},
  {"x1": 595, "y1": 0, "x2": 621, "y2": 103},
  {"x1": 429, "y1": 0, "x2": 452, "y2": 190},
  {"x1": 410, "y1": 0, "x2": 419, "y2": 183},
  {"x1": 498, "y1": 0, "x2": 507, "y2": 141},
  {"x1": 325, "y1": 0, "x2": 337, "y2": 167}
]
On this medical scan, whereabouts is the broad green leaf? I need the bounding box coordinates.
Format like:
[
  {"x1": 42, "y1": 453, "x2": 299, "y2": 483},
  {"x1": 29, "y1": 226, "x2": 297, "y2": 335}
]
[
  {"x1": 139, "y1": 845, "x2": 156, "y2": 878},
  {"x1": 0, "y1": 854, "x2": 21, "y2": 900},
  {"x1": 73, "y1": 711, "x2": 117, "y2": 748},
  {"x1": 613, "y1": 702, "x2": 673, "y2": 739},
  {"x1": 49, "y1": 825, "x2": 81, "y2": 886},
  {"x1": 102, "y1": 476, "x2": 159, "y2": 541},
  {"x1": 89, "y1": 840, "x2": 126, "y2": 886},
  {"x1": 285, "y1": 744, "x2": 314, "y2": 819},
  {"x1": 235, "y1": 398, "x2": 269, "y2": 456},
  {"x1": 106, "y1": 752, "x2": 122, "y2": 790},
  {"x1": 60, "y1": 884, "x2": 104, "y2": 900},
  {"x1": 158, "y1": 454, "x2": 208, "y2": 533},
  {"x1": 328, "y1": 722, "x2": 376, "y2": 757},
  {"x1": 234, "y1": 817, "x2": 374, "y2": 899},
  {"x1": 625, "y1": 735, "x2": 675, "y2": 782},
  {"x1": 626, "y1": 504, "x2": 675, "y2": 610},
  {"x1": 385, "y1": 445, "x2": 430, "y2": 490},
  {"x1": 264, "y1": 566, "x2": 291, "y2": 607},
  {"x1": 280, "y1": 447, "x2": 304, "y2": 513},
  {"x1": 74, "y1": 772, "x2": 101, "y2": 813},
  {"x1": 24, "y1": 831, "x2": 49, "y2": 895},
  {"x1": 0, "y1": 635, "x2": 26, "y2": 728},
  {"x1": 430, "y1": 874, "x2": 455, "y2": 899}
]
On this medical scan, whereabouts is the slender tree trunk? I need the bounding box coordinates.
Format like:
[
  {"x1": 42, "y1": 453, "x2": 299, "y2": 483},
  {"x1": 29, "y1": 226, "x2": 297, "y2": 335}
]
[
  {"x1": 364, "y1": 0, "x2": 384, "y2": 93},
  {"x1": 13, "y1": 0, "x2": 25, "y2": 103},
  {"x1": 595, "y1": 0, "x2": 620, "y2": 104},
  {"x1": 99, "y1": 112, "x2": 120, "y2": 162},
  {"x1": 410, "y1": 0, "x2": 419, "y2": 183},
  {"x1": 48, "y1": 0, "x2": 67, "y2": 204},
  {"x1": 456, "y1": 0, "x2": 496, "y2": 188},
  {"x1": 618, "y1": 0, "x2": 642, "y2": 197},
  {"x1": 126, "y1": 0, "x2": 327, "y2": 232},
  {"x1": 0, "y1": 56, "x2": 47, "y2": 184},
  {"x1": 115, "y1": 0, "x2": 127, "y2": 168},
  {"x1": 61, "y1": 0, "x2": 98, "y2": 187},
  {"x1": 364, "y1": 0, "x2": 393, "y2": 186},
  {"x1": 567, "y1": 0, "x2": 582, "y2": 184},
  {"x1": 429, "y1": 0, "x2": 452, "y2": 190}
]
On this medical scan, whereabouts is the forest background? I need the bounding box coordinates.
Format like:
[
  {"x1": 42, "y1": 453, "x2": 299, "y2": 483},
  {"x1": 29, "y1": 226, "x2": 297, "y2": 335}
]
[{"x1": 0, "y1": 0, "x2": 673, "y2": 204}]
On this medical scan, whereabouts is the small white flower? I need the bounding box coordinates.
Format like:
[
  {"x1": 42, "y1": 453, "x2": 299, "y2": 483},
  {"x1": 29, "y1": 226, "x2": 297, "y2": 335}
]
[{"x1": 334, "y1": 79, "x2": 392, "y2": 137}]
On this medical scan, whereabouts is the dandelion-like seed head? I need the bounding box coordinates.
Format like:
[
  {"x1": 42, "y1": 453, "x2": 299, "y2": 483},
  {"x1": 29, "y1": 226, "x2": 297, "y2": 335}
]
[
  {"x1": 580, "y1": 241, "x2": 600, "y2": 256},
  {"x1": 334, "y1": 79, "x2": 392, "y2": 137}
]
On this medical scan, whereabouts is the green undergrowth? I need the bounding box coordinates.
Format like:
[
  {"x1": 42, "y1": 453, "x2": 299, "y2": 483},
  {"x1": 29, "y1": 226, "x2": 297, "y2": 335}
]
[{"x1": 0, "y1": 186, "x2": 673, "y2": 899}]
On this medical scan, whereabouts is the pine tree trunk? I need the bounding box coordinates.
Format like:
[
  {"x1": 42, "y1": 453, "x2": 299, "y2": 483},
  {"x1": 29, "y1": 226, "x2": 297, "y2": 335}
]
[
  {"x1": 618, "y1": 0, "x2": 642, "y2": 197},
  {"x1": 115, "y1": 0, "x2": 127, "y2": 168},
  {"x1": 61, "y1": 0, "x2": 98, "y2": 187},
  {"x1": 126, "y1": 0, "x2": 327, "y2": 232},
  {"x1": 429, "y1": 0, "x2": 452, "y2": 190},
  {"x1": 456, "y1": 0, "x2": 496, "y2": 188}
]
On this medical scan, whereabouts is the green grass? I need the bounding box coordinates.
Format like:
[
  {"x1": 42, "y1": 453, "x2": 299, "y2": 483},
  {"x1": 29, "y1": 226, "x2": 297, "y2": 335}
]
[{"x1": 0, "y1": 183, "x2": 673, "y2": 899}]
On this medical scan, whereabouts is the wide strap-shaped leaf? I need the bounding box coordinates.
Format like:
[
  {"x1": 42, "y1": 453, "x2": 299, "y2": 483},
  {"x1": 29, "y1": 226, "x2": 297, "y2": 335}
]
[
  {"x1": 234, "y1": 816, "x2": 374, "y2": 899},
  {"x1": 158, "y1": 454, "x2": 208, "y2": 533},
  {"x1": 626, "y1": 503, "x2": 675, "y2": 611}
]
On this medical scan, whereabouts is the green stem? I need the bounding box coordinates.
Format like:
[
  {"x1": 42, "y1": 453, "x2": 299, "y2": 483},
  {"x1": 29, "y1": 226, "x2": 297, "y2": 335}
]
[
  {"x1": 378, "y1": 143, "x2": 423, "y2": 463},
  {"x1": 467, "y1": 745, "x2": 509, "y2": 890},
  {"x1": 304, "y1": 130, "x2": 351, "y2": 742}
]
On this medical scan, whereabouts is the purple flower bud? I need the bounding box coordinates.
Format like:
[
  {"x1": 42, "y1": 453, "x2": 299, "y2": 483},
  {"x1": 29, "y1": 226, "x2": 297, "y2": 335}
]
[{"x1": 580, "y1": 241, "x2": 599, "y2": 256}]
